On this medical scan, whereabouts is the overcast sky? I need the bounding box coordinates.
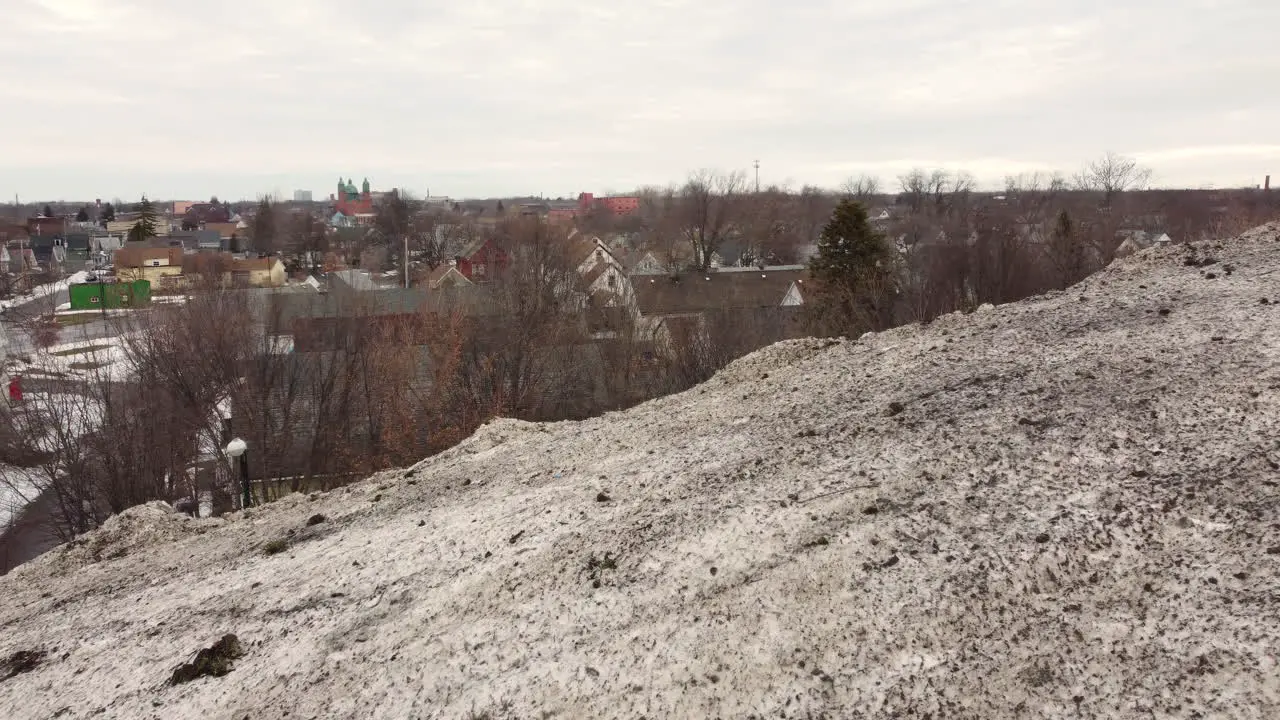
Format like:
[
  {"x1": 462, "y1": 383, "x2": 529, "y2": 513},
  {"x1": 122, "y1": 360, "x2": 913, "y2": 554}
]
[{"x1": 3, "y1": 0, "x2": 1278, "y2": 203}]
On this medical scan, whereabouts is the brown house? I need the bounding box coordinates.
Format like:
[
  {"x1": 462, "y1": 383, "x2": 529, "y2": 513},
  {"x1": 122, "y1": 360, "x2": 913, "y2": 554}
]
[
  {"x1": 204, "y1": 222, "x2": 239, "y2": 242},
  {"x1": 26, "y1": 216, "x2": 66, "y2": 237},
  {"x1": 631, "y1": 267, "x2": 807, "y2": 316},
  {"x1": 114, "y1": 246, "x2": 185, "y2": 284},
  {"x1": 629, "y1": 267, "x2": 809, "y2": 360}
]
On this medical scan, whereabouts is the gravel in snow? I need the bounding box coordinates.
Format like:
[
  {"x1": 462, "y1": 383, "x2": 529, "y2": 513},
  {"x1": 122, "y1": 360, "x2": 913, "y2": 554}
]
[{"x1": 1, "y1": 224, "x2": 1278, "y2": 719}]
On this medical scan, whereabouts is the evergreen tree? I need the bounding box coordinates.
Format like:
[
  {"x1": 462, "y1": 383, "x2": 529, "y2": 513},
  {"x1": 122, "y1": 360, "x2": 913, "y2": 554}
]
[
  {"x1": 1047, "y1": 208, "x2": 1087, "y2": 288},
  {"x1": 75, "y1": 207, "x2": 89, "y2": 222},
  {"x1": 127, "y1": 196, "x2": 158, "y2": 243},
  {"x1": 100, "y1": 202, "x2": 115, "y2": 224},
  {"x1": 252, "y1": 197, "x2": 276, "y2": 252},
  {"x1": 496, "y1": 199, "x2": 505, "y2": 213},
  {"x1": 42, "y1": 204, "x2": 54, "y2": 218},
  {"x1": 808, "y1": 199, "x2": 893, "y2": 333}
]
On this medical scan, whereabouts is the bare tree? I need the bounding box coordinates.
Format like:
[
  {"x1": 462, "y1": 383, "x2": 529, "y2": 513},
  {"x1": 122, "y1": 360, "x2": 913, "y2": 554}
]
[
  {"x1": 840, "y1": 175, "x2": 881, "y2": 202},
  {"x1": 679, "y1": 170, "x2": 746, "y2": 271},
  {"x1": 466, "y1": 218, "x2": 592, "y2": 419},
  {"x1": 635, "y1": 186, "x2": 686, "y2": 273},
  {"x1": 1073, "y1": 152, "x2": 1152, "y2": 205}
]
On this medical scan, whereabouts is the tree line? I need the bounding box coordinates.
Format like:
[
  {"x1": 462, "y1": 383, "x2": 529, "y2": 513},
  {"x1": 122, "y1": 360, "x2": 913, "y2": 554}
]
[{"x1": 2, "y1": 153, "x2": 1278, "y2": 550}]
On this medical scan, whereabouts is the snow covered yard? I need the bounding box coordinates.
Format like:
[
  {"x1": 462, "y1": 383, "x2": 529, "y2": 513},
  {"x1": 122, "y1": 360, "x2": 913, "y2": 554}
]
[
  {"x1": 0, "y1": 465, "x2": 43, "y2": 532},
  {"x1": 0, "y1": 271, "x2": 91, "y2": 312},
  {"x1": 0, "y1": 225, "x2": 1277, "y2": 719},
  {"x1": 13, "y1": 337, "x2": 133, "y2": 381}
]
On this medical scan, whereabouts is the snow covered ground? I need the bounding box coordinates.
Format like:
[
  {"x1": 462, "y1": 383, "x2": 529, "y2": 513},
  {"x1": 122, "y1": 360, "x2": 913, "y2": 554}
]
[
  {"x1": 0, "y1": 465, "x2": 42, "y2": 531},
  {"x1": 11, "y1": 336, "x2": 133, "y2": 381},
  {"x1": 1, "y1": 225, "x2": 1278, "y2": 719},
  {"x1": 0, "y1": 271, "x2": 91, "y2": 312}
]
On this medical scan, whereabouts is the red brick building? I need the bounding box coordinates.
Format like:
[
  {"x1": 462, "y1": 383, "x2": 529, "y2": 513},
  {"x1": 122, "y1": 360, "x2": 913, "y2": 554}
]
[
  {"x1": 332, "y1": 177, "x2": 374, "y2": 216},
  {"x1": 578, "y1": 192, "x2": 640, "y2": 217}
]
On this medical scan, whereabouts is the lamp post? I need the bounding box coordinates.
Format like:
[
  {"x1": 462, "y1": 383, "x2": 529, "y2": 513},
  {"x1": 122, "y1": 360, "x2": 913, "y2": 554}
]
[{"x1": 225, "y1": 437, "x2": 250, "y2": 509}]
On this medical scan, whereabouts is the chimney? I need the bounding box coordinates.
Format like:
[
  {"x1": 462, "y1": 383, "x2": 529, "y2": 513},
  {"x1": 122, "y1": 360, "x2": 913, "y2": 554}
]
[{"x1": 1265, "y1": 175, "x2": 1271, "y2": 191}]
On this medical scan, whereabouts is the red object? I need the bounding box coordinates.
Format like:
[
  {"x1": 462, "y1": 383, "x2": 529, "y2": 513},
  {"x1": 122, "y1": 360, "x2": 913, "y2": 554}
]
[
  {"x1": 577, "y1": 192, "x2": 639, "y2": 216},
  {"x1": 8, "y1": 376, "x2": 22, "y2": 403},
  {"x1": 454, "y1": 238, "x2": 509, "y2": 282}
]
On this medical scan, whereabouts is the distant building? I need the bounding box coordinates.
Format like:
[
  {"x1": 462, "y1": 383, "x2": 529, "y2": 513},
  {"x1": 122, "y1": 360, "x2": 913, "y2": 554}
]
[
  {"x1": 331, "y1": 177, "x2": 374, "y2": 216},
  {"x1": 578, "y1": 192, "x2": 640, "y2": 216},
  {"x1": 294, "y1": 190, "x2": 314, "y2": 203}
]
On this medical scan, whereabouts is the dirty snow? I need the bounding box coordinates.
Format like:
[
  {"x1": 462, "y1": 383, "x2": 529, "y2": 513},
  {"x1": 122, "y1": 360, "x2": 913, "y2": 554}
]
[
  {"x1": 0, "y1": 271, "x2": 90, "y2": 312},
  {"x1": 1, "y1": 226, "x2": 1279, "y2": 719},
  {"x1": 0, "y1": 465, "x2": 43, "y2": 530},
  {"x1": 14, "y1": 337, "x2": 133, "y2": 381}
]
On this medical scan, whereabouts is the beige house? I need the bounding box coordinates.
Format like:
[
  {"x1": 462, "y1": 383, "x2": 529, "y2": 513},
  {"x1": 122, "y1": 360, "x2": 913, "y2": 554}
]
[
  {"x1": 113, "y1": 246, "x2": 185, "y2": 284},
  {"x1": 229, "y1": 256, "x2": 286, "y2": 287},
  {"x1": 106, "y1": 220, "x2": 171, "y2": 237}
]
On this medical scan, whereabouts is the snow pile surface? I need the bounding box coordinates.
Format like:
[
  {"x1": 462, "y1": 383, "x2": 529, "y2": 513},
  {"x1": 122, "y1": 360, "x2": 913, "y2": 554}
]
[
  {"x1": 2, "y1": 226, "x2": 1280, "y2": 719},
  {"x1": 40, "y1": 501, "x2": 219, "y2": 574}
]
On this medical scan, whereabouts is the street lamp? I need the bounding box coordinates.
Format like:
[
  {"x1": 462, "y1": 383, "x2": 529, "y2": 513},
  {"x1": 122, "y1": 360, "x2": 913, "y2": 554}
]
[{"x1": 225, "y1": 437, "x2": 251, "y2": 509}]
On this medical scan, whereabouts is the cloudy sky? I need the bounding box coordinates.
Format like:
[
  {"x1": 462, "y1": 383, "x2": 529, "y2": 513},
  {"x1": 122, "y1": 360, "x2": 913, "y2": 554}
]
[{"x1": 3, "y1": 0, "x2": 1278, "y2": 202}]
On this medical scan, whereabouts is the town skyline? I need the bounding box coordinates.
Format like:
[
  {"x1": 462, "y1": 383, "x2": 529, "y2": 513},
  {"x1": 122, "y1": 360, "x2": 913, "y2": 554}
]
[
  {"x1": 3, "y1": 156, "x2": 1277, "y2": 209},
  {"x1": 3, "y1": 0, "x2": 1277, "y2": 202}
]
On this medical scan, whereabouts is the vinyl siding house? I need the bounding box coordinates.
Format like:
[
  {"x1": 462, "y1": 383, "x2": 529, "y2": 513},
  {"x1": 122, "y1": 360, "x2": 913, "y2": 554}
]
[
  {"x1": 229, "y1": 256, "x2": 286, "y2": 288},
  {"x1": 113, "y1": 246, "x2": 186, "y2": 284}
]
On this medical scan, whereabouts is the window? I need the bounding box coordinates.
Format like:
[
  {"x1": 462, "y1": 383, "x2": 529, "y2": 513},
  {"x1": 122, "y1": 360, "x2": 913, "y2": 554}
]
[
  {"x1": 607, "y1": 273, "x2": 616, "y2": 289},
  {"x1": 474, "y1": 263, "x2": 486, "y2": 276},
  {"x1": 89, "y1": 296, "x2": 100, "y2": 304}
]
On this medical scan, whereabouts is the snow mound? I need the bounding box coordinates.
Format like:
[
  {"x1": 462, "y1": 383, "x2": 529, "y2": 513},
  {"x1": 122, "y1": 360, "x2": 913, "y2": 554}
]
[
  {"x1": 1, "y1": 226, "x2": 1280, "y2": 719},
  {"x1": 709, "y1": 336, "x2": 845, "y2": 387},
  {"x1": 30, "y1": 501, "x2": 208, "y2": 576}
]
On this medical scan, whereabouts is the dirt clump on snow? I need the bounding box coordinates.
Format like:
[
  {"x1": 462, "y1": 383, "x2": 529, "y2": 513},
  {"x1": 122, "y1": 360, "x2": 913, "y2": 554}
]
[
  {"x1": 1, "y1": 225, "x2": 1279, "y2": 719},
  {"x1": 0, "y1": 649, "x2": 45, "y2": 683},
  {"x1": 169, "y1": 634, "x2": 245, "y2": 686}
]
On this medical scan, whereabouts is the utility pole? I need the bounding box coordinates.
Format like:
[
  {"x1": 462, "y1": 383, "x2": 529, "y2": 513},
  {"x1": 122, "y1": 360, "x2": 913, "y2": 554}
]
[
  {"x1": 403, "y1": 234, "x2": 410, "y2": 289},
  {"x1": 753, "y1": 160, "x2": 760, "y2": 193}
]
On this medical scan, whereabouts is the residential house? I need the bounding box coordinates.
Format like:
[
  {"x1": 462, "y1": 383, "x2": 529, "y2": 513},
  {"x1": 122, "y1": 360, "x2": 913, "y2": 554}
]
[
  {"x1": 204, "y1": 222, "x2": 240, "y2": 244},
  {"x1": 630, "y1": 266, "x2": 808, "y2": 356},
  {"x1": 230, "y1": 255, "x2": 286, "y2": 288},
  {"x1": 166, "y1": 229, "x2": 224, "y2": 251},
  {"x1": 422, "y1": 264, "x2": 473, "y2": 290},
  {"x1": 628, "y1": 250, "x2": 672, "y2": 275},
  {"x1": 113, "y1": 246, "x2": 186, "y2": 284},
  {"x1": 179, "y1": 202, "x2": 232, "y2": 227},
  {"x1": 105, "y1": 219, "x2": 171, "y2": 237},
  {"x1": 570, "y1": 235, "x2": 632, "y2": 308},
  {"x1": 1114, "y1": 230, "x2": 1173, "y2": 258},
  {"x1": 454, "y1": 238, "x2": 508, "y2": 282}
]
